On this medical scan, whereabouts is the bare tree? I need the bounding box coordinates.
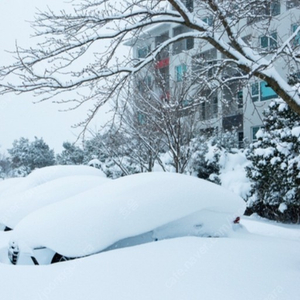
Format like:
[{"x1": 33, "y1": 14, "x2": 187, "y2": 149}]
[
  {"x1": 117, "y1": 63, "x2": 201, "y2": 173},
  {"x1": 1, "y1": 0, "x2": 300, "y2": 130}
]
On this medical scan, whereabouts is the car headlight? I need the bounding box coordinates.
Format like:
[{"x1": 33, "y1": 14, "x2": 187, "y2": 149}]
[{"x1": 8, "y1": 241, "x2": 20, "y2": 265}]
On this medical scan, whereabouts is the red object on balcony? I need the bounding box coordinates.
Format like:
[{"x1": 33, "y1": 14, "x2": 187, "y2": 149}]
[
  {"x1": 160, "y1": 91, "x2": 170, "y2": 102},
  {"x1": 155, "y1": 57, "x2": 170, "y2": 69}
]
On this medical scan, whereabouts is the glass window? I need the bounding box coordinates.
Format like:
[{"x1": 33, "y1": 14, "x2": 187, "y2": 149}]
[
  {"x1": 201, "y1": 102, "x2": 206, "y2": 120},
  {"x1": 156, "y1": 66, "x2": 169, "y2": 91},
  {"x1": 185, "y1": 0, "x2": 193, "y2": 12},
  {"x1": 186, "y1": 37, "x2": 194, "y2": 50},
  {"x1": 242, "y1": 35, "x2": 252, "y2": 46},
  {"x1": 247, "y1": 1, "x2": 280, "y2": 24},
  {"x1": 173, "y1": 27, "x2": 183, "y2": 55},
  {"x1": 175, "y1": 64, "x2": 187, "y2": 82},
  {"x1": 173, "y1": 26, "x2": 194, "y2": 54},
  {"x1": 260, "y1": 36, "x2": 269, "y2": 48},
  {"x1": 292, "y1": 24, "x2": 300, "y2": 46},
  {"x1": 237, "y1": 91, "x2": 243, "y2": 108},
  {"x1": 155, "y1": 32, "x2": 169, "y2": 60},
  {"x1": 138, "y1": 112, "x2": 145, "y2": 125},
  {"x1": 260, "y1": 32, "x2": 277, "y2": 50},
  {"x1": 182, "y1": 99, "x2": 193, "y2": 107},
  {"x1": 287, "y1": 0, "x2": 300, "y2": 10},
  {"x1": 252, "y1": 126, "x2": 261, "y2": 141},
  {"x1": 269, "y1": 1, "x2": 280, "y2": 16},
  {"x1": 137, "y1": 45, "x2": 150, "y2": 58},
  {"x1": 260, "y1": 81, "x2": 277, "y2": 101},
  {"x1": 270, "y1": 32, "x2": 278, "y2": 49},
  {"x1": 200, "y1": 91, "x2": 218, "y2": 120},
  {"x1": 137, "y1": 76, "x2": 151, "y2": 93},
  {"x1": 212, "y1": 96, "x2": 218, "y2": 117},
  {"x1": 251, "y1": 83, "x2": 259, "y2": 102},
  {"x1": 202, "y1": 16, "x2": 213, "y2": 26},
  {"x1": 192, "y1": 49, "x2": 217, "y2": 75},
  {"x1": 238, "y1": 132, "x2": 244, "y2": 149}
]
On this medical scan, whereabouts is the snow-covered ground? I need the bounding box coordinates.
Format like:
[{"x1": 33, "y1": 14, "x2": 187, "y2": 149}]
[
  {"x1": 0, "y1": 216, "x2": 299, "y2": 300},
  {"x1": 0, "y1": 166, "x2": 299, "y2": 299}
]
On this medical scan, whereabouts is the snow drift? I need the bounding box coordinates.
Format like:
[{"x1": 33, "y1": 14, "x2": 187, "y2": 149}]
[{"x1": 11, "y1": 172, "x2": 245, "y2": 258}]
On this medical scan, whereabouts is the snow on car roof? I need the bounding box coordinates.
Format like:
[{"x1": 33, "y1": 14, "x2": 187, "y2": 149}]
[
  {"x1": 11, "y1": 172, "x2": 246, "y2": 257},
  {"x1": 0, "y1": 165, "x2": 105, "y2": 200},
  {"x1": 0, "y1": 175, "x2": 109, "y2": 229},
  {"x1": 0, "y1": 177, "x2": 24, "y2": 197}
]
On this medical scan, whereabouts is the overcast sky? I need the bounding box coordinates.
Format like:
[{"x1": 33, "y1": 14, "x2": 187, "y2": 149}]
[{"x1": 0, "y1": 0, "x2": 113, "y2": 153}]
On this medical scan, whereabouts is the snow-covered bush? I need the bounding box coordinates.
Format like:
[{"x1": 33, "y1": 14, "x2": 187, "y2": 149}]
[
  {"x1": 83, "y1": 131, "x2": 142, "y2": 178},
  {"x1": 212, "y1": 129, "x2": 240, "y2": 152},
  {"x1": 0, "y1": 153, "x2": 11, "y2": 179},
  {"x1": 186, "y1": 136, "x2": 222, "y2": 184},
  {"x1": 246, "y1": 99, "x2": 300, "y2": 223},
  {"x1": 56, "y1": 142, "x2": 85, "y2": 165},
  {"x1": 8, "y1": 137, "x2": 55, "y2": 177}
]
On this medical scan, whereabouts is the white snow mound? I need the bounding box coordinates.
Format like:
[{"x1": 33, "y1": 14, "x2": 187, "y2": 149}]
[
  {"x1": 0, "y1": 175, "x2": 109, "y2": 229},
  {"x1": 0, "y1": 165, "x2": 105, "y2": 201},
  {"x1": 0, "y1": 177, "x2": 24, "y2": 197},
  {"x1": 11, "y1": 172, "x2": 246, "y2": 257}
]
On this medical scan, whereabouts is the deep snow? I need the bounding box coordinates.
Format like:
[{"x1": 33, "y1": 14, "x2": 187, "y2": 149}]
[
  {"x1": 0, "y1": 175, "x2": 109, "y2": 229},
  {"x1": 0, "y1": 165, "x2": 106, "y2": 200},
  {"x1": 0, "y1": 169, "x2": 298, "y2": 299},
  {"x1": 0, "y1": 217, "x2": 299, "y2": 300},
  {"x1": 10, "y1": 172, "x2": 245, "y2": 257}
]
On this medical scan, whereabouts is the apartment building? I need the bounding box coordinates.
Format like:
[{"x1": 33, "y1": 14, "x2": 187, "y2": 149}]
[{"x1": 126, "y1": 0, "x2": 300, "y2": 146}]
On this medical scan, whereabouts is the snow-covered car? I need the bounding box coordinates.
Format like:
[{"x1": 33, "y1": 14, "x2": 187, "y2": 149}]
[
  {"x1": 0, "y1": 178, "x2": 24, "y2": 197},
  {"x1": 0, "y1": 165, "x2": 107, "y2": 231},
  {"x1": 7, "y1": 172, "x2": 246, "y2": 265},
  {"x1": 0, "y1": 165, "x2": 105, "y2": 200},
  {"x1": 0, "y1": 175, "x2": 109, "y2": 231}
]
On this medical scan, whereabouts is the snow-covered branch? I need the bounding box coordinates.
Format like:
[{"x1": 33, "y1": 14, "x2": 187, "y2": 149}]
[{"x1": 0, "y1": 0, "x2": 300, "y2": 125}]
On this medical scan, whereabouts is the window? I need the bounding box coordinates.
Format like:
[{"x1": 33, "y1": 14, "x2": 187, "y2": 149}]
[
  {"x1": 201, "y1": 102, "x2": 206, "y2": 120},
  {"x1": 260, "y1": 32, "x2": 277, "y2": 51},
  {"x1": 238, "y1": 132, "x2": 244, "y2": 149},
  {"x1": 155, "y1": 32, "x2": 169, "y2": 60},
  {"x1": 170, "y1": 0, "x2": 193, "y2": 12},
  {"x1": 251, "y1": 81, "x2": 277, "y2": 102},
  {"x1": 137, "y1": 112, "x2": 145, "y2": 125},
  {"x1": 175, "y1": 64, "x2": 187, "y2": 82},
  {"x1": 237, "y1": 91, "x2": 243, "y2": 109},
  {"x1": 185, "y1": 0, "x2": 193, "y2": 12},
  {"x1": 192, "y1": 49, "x2": 217, "y2": 77},
  {"x1": 247, "y1": 1, "x2": 280, "y2": 24},
  {"x1": 173, "y1": 26, "x2": 194, "y2": 55},
  {"x1": 292, "y1": 24, "x2": 300, "y2": 46},
  {"x1": 267, "y1": 1, "x2": 280, "y2": 16},
  {"x1": 156, "y1": 66, "x2": 170, "y2": 92},
  {"x1": 242, "y1": 35, "x2": 252, "y2": 46},
  {"x1": 182, "y1": 98, "x2": 193, "y2": 107},
  {"x1": 260, "y1": 81, "x2": 277, "y2": 101},
  {"x1": 287, "y1": 0, "x2": 300, "y2": 10},
  {"x1": 251, "y1": 82, "x2": 259, "y2": 102},
  {"x1": 137, "y1": 45, "x2": 151, "y2": 58},
  {"x1": 137, "y1": 76, "x2": 152, "y2": 93},
  {"x1": 252, "y1": 126, "x2": 262, "y2": 141},
  {"x1": 212, "y1": 96, "x2": 218, "y2": 117},
  {"x1": 200, "y1": 91, "x2": 218, "y2": 120},
  {"x1": 288, "y1": 71, "x2": 300, "y2": 84},
  {"x1": 186, "y1": 37, "x2": 194, "y2": 50},
  {"x1": 202, "y1": 16, "x2": 213, "y2": 26}
]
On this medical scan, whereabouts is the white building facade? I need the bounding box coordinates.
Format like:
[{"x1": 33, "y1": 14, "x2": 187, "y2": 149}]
[{"x1": 127, "y1": 0, "x2": 300, "y2": 147}]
